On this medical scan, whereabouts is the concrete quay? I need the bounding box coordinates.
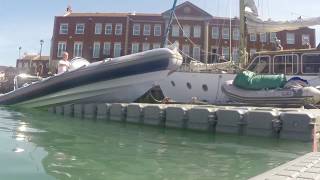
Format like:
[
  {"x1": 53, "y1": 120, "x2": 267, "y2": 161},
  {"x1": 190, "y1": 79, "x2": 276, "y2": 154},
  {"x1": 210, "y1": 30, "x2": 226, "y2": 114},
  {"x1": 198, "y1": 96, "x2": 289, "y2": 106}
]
[
  {"x1": 48, "y1": 103, "x2": 320, "y2": 142},
  {"x1": 250, "y1": 152, "x2": 320, "y2": 180}
]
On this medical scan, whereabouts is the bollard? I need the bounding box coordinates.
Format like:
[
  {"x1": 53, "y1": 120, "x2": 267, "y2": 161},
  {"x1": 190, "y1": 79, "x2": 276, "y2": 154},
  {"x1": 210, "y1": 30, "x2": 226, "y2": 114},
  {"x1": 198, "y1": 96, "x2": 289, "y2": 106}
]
[
  {"x1": 187, "y1": 107, "x2": 216, "y2": 131},
  {"x1": 84, "y1": 104, "x2": 97, "y2": 119},
  {"x1": 143, "y1": 105, "x2": 165, "y2": 127}
]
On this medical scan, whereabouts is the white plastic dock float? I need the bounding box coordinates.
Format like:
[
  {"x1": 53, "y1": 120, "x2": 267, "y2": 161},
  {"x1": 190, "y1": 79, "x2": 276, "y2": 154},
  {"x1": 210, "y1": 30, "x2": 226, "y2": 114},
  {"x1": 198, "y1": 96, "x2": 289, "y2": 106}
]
[{"x1": 49, "y1": 103, "x2": 320, "y2": 142}]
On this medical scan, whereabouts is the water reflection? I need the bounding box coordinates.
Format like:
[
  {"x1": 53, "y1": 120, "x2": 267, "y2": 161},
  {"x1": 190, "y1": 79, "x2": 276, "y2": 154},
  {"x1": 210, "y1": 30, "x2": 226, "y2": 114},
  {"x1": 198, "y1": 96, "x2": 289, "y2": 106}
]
[{"x1": 0, "y1": 107, "x2": 314, "y2": 180}]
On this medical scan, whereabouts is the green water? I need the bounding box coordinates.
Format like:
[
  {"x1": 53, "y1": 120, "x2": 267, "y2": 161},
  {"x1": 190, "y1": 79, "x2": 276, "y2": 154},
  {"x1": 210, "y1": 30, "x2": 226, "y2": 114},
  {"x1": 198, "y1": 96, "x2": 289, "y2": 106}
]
[{"x1": 0, "y1": 107, "x2": 312, "y2": 180}]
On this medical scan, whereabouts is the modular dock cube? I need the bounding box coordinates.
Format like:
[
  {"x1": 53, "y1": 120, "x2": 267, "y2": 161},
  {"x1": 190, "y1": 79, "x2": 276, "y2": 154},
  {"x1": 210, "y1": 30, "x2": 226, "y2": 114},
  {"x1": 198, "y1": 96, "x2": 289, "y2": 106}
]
[
  {"x1": 63, "y1": 104, "x2": 74, "y2": 117},
  {"x1": 110, "y1": 103, "x2": 127, "y2": 122},
  {"x1": 126, "y1": 104, "x2": 144, "y2": 123},
  {"x1": 74, "y1": 104, "x2": 84, "y2": 119},
  {"x1": 280, "y1": 112, "x2": 318, "y2": 141},
  {"x1": 165, "y1": 106, "x2": 188, "y2": 128},
  {"x1": 216, "y1": 109, "x2": 246, "y2": 134},
  {"x1": 96, "y1": 103, "x2": 111, "y2": 120},
  {"x1": 55, "y1": 106, "x2": 64, "y2": 115},
  {"x1": 187, "y1": 107, "x2": 216, "y2": 131},
  {"x1": 84, "y1": 104, "x2": 97, "y2": 119},
  {"x1": 246, "y1": 110, "x2": 280, "y2": 137},
  {"x1": 143, "y1": 105, "x2": 165, "y2": 126}
]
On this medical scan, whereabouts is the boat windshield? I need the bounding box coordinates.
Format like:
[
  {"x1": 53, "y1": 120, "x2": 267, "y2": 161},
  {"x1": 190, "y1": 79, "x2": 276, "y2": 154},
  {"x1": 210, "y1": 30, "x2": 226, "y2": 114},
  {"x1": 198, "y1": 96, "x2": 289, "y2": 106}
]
[{"x1": 247, "y1": 56, "x2": 270, "y2": 73}]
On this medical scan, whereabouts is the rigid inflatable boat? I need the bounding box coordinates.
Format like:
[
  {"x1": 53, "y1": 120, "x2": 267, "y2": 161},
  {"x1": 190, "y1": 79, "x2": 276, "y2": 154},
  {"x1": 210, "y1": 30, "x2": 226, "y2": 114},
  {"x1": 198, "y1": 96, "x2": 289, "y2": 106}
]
[
  {"x1": 222, "y1": 80, "x2": 320, "y2": 105},
  {"x1": 0, "y1": 48, "x2": 182, "y2": 108}
]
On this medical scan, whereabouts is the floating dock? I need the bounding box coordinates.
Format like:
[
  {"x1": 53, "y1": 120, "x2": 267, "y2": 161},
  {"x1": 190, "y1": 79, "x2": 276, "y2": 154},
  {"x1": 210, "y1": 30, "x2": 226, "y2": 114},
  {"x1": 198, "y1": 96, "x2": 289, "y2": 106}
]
[
  {"x1": 250, "y1": 152, "x2": 320, "y2": 180},
  {"x1": 48, "y1": 103, "x2": 320, "y2": 142}
]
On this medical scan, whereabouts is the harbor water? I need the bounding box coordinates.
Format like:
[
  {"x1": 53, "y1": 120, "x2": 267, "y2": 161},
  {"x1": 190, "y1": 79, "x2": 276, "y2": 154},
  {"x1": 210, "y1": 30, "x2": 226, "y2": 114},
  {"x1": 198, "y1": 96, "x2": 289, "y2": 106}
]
[{"x1": 0, "y1": 107, "x2": 313, "y2": 180}]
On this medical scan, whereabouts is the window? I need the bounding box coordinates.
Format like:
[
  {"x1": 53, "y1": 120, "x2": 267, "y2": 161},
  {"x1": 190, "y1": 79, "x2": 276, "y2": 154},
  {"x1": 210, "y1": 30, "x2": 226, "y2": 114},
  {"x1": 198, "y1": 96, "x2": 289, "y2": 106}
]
[
  {"x1": 183, "y1": 25, "x2": 190, "y2": 38},
  {"x1": 192, "y1": 45, "x2": 201, "y2": 60},
  {"x1": 95, "y1": 23, "x2": 102, "y2": 34},
  {"x1": 270, "y1": 32, "x2": 277, "y2": 43},
  {"x1": 182, "y1": 44, "x2": 190, "y2": 56},
  {"x1": 114, "y1": 43, "x2": 121, "y2": 57},
  {"x1": 131, "y1": 43, "x2": 139, "y2": 54},
  {"x1": 247, "y1": 56, "x2": 270, "y2": 73},
  {"x1": 302, "y1": 34, "x2": 310, "y2": 45},
  {"x1": 232, "y1": 48, "x2": 239, "y2": 61},
  {"x1": 57, "y1": 42, "x2": 66, "y2": 57},
  {"x1": 249, "y1": 33, "x2": 256, "y2": 41},
  {"x1": 142, "y1": 43, "x2": 150, "y2": 51},
  {"x1": 92, "y1": 42, "x2": 100, "y2": 58},
  {"x1": 105, "y1": 24, "x2": 112, "y2": 35},
  {"x1": 153, "y1": 43, "x2": 161, "y2": 49},
  {"x1": 172, "y1": 25, "x2": 179, "y2": 37},
  {"x1": 260, "y1": 33, "x2": 267, "y2": 43},
  {"x1": 103, "y1": 42, "x2": 111, "y2": 56},
  {"x1": 75, "y1": 23, "x2": 85, "y2": 34},
  {"x1": 302, "y1": 53, "x2": 320, "y2": 74},
  {"x1": 222, "y1": 28, "x2": 229, "y2": 39},
  {"x1": 232, "y1": 28, "x2": 240, "y2": 40},
  {"x1": 143, "y1": 24, "x2": 151, "y2": 36},
  {"x1": 115, "y1": 24, "x2": 122, "y2": 35},
  {"x1": 59, "y1": 23, "x2": 68, "y2": 34},
  {"x1": 193, "y1": 25, "x2": 201, "y2": 38},
  {"x1": 273, "y1": 54, "x2": 298, "y2": 74},
  {"x1": 212, "y1": 26, "x2": 219, "y2": 39},
  {"x1": 73, "y1": 42, "x2": 83, "y2": 57},
  {"x1": 154, "y1": 24, "x2": 161, "y2": 36},
  {"x1": 133, "y1": 24, "x2": 140, "y2": 36},
  {"x1": 222, "y1": 47, "x2": 230, "y2": 59},
  {"x1": 286, "y1": 33, "x2": 295, "y2": 44}
]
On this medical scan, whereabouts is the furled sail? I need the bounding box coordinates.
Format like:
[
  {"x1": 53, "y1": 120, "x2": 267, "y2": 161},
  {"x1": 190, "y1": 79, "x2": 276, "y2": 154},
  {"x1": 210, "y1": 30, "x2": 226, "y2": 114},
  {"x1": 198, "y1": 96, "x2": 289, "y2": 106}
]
[{"x1": 244, "y1": 0, "x2": 320, "y2": 33}]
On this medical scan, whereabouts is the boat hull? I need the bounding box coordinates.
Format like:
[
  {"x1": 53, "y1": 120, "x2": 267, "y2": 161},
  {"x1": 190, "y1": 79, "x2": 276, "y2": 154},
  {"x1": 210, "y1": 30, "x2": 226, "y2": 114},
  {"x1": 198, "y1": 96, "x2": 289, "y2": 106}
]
[
  {"x1": 159, "y1": 71, "x2": 320, "y2": 104},
  {"x1": 0, "y1": 48, "x2": 182, "y2": 107}
]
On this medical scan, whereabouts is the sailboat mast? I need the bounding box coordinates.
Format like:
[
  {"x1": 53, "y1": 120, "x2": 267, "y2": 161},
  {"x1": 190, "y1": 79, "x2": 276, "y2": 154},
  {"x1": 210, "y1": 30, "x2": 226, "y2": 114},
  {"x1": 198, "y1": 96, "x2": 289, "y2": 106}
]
[
  {"x1": 162, "y1": 0, "x2": 178, "y2": 47},
  {"x1": 239, "y1": 0, "x2": 247, "y2": 68}
]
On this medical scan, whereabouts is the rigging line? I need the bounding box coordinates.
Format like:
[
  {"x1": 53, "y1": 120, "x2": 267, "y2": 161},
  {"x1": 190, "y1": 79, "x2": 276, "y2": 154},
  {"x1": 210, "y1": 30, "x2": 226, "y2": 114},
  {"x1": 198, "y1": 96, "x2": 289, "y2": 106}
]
[{"x1": 172, "y1": 13, "x2": 223, "y2": 59}]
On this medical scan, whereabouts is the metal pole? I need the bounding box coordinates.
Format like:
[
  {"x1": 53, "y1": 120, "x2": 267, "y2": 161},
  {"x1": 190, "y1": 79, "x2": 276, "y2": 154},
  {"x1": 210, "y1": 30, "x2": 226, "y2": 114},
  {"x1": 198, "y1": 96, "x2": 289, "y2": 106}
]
[
  {"x1": 18, "y1": 46, "x2": 22, "y2": 59},
  {"x1": 162, "y1": 0, "x2": 178, "y2": 47},
  {"x1": 239, "y1": 0, "x2": 247, "y2": 68},
  {"x1": 40, "y1": 40, "x2": 44, "y2": 61}
]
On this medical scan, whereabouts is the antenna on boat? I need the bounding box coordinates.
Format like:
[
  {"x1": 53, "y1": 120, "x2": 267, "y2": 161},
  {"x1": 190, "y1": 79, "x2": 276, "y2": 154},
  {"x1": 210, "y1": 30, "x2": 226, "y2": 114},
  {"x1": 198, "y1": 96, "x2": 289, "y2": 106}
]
[
  {"x1": 239, "y1": 0, "x2": 248, "y2": 68},
  {"x1": 162, "y1": 0, "x2": 178, "y2": 48}
]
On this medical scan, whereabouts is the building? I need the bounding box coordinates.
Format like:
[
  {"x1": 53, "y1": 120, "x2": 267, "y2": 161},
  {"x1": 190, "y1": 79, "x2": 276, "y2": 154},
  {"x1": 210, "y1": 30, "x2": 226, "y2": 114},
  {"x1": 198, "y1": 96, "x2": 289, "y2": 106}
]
[
  {"x1": 51, "y1": 1, "x2": 316, "y2": 65},
  {"x1": 16, "y1": 53, "x2": 50, "y2": 76}
]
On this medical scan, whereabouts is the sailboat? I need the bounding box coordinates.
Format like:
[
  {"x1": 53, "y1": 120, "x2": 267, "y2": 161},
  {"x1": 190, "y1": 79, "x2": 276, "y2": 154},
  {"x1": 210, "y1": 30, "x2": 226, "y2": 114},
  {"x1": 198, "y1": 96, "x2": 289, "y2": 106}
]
[{"x1": 159, "y1": 0, "x2": 320, "y2": 105}]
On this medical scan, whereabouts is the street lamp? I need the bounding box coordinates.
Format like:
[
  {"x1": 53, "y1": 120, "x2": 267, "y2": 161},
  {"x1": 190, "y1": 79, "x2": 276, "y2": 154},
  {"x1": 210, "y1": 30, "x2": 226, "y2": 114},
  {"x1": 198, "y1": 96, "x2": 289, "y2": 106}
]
[
  {"x1": 18, "y1": 46, "x2": 22, "y2": 59},
  {"x1": 40, "y1": 40, "x2": 44, "y2": 61}
]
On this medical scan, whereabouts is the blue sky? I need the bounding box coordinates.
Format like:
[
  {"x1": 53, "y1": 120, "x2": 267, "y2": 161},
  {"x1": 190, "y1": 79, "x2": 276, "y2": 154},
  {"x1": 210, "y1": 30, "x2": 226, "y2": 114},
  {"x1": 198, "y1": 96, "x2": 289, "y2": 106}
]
[{"x1": 0, "y1": 0, "x2": 320, "y2": 66}]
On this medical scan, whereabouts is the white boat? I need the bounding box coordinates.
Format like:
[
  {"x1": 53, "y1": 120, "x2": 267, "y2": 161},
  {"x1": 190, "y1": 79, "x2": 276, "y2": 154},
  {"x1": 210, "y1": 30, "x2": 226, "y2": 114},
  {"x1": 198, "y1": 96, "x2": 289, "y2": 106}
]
[
  {"x1": 0, "y1": 48, "x2": 182, "y2": 108},
  {"x1": 222, "y1": 80, "x2": 320, "y2": 105},
  {"x1": 159, "y1": 0, "x2": 320, "y2": 104}
]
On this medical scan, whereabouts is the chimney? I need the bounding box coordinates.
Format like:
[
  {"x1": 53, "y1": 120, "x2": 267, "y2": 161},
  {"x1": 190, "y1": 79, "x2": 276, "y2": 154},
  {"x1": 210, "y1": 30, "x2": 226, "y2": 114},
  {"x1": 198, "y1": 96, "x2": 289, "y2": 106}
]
[{"x1": 64, "y1": 5, "x2": 72, "y2": 16}]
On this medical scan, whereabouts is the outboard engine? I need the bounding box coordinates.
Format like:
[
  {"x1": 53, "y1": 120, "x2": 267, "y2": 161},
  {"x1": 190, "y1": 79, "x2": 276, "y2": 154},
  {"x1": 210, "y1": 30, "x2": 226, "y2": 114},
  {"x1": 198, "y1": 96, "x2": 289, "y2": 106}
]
[{"x1": 69, "y1": 57, "x2": 90, "y2": 70}]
